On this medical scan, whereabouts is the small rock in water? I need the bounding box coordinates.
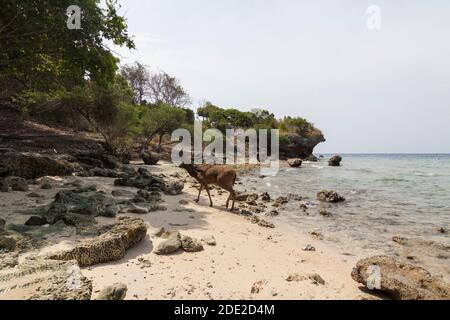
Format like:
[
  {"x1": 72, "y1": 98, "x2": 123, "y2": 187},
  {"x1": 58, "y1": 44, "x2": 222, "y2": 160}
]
[
  {"x1": 179, "y1": 199, "x2": 189, "y2": 205},
  {"x1": 328, "y1": 155, "x2": 342, "y2": 167},
  {"x1": 287, "y1": 158, "x2": 302, "y2": 168},
  {"x1": 94, "y1": 283, "x2": 128, "y2": 300},
  {"x1": 0, "y1": 218, "x2": 6, "y2": 230},
  {"x1": 261, "y1": 192, "x2": 271, "y2": 202},
  {"x1": 201, "y1": 235, "x2": 216, "y2": 246},
  {"x1": 433, "y1": 227, "x2": 447, "y2": 234},
  {"x1": 317, "y1": 190, "x2": 345, "y2": 203},
  {"x1": 303, "y1": 244, "x2": 316, "y2": 252},
  {"x1": 319, "y1": 208, "x2": 332, "y2": 217}
]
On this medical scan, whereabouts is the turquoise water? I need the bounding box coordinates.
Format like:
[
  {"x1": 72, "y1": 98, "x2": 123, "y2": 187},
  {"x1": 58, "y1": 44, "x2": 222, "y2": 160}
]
[{"x1": 242, "y1": 154, "x2": 450, "y2": 256}]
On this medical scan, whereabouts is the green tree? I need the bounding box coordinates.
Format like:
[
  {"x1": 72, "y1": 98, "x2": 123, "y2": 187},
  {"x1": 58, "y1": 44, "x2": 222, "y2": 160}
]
[
  {"x1": 0, "y1": 0, "x2": 135, "y2": 94},
  {"x1": 138, "y1": 103, "x2": 189, "y2": 154}
]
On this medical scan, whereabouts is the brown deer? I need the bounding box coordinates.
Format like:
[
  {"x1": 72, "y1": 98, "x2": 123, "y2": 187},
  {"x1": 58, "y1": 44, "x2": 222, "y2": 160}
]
[{"x1": 179, "y1": 163, "x2": 237, "y2": 210}]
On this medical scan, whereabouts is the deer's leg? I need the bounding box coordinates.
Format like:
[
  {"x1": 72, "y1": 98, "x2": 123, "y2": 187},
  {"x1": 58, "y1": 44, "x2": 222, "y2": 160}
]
[
  {"x1": 226, "y1": 192, "x2": 231, "y2": 209},
  {"x1": 230, "y1": 190, "x2": 236, "y2": 211},
  {"x1": 196, "y1": 184, "x2": 203, "y2": 202},
  {"x1": 205, "y1": 185, "x2": 213, "y2": 207}
]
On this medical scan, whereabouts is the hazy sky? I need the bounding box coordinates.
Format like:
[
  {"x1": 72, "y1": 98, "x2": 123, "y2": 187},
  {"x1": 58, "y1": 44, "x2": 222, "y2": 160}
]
[{"x1": 111, "y1": 0, "x2": 450, "y2": 153}]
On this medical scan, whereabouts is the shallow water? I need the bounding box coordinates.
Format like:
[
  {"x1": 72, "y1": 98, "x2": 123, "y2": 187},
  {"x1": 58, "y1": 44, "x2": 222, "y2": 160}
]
[{"x1": 241, "y1": 154, "x2": 450, "y2": 259}]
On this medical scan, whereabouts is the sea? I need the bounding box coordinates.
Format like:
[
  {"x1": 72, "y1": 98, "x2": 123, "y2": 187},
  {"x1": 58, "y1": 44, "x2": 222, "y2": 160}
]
[{"x1": 240, "y1": 154, "x2": 450, "y2": 276}]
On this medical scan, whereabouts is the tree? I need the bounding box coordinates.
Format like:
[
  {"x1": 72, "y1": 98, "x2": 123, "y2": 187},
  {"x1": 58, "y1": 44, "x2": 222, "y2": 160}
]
[
  {"x1": 147, "y1": 72, "x2": 191, "y2": 107},
  {"x1": 138, "y1": 104, "x2": 189, "y2": 154},
  {"x1": 120, "y1": 61, "x2": 150, "y2": 104},
  {"x1": 0, "y1": 0, "x2": 135, "y2": 94}
]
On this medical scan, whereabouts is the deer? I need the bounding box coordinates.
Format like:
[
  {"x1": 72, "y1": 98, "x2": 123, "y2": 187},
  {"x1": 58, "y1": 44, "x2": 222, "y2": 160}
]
[{"x1": 179, "y1": 163, "x2": 237, "y2": 210}]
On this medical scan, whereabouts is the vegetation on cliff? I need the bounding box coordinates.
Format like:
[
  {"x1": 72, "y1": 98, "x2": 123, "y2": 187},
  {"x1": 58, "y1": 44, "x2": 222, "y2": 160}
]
[{"x1": 0, "y1": 1, "x2": 324, "y2": 160}]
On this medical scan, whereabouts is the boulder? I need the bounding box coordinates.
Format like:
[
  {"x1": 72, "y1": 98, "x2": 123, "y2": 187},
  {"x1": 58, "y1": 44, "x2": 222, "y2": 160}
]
[
  {"x1": 114, "y1": 172, "x2": 166, "y2": 192},
  {"x1": 47, "y1": 217, "x2": 147, "y2": 267},
  {"x1": 153, "y1": 231, "x2": 182, "y2": 255},
  {"x1": 94, "y1": 283, "x2": 128, "y2": 300},
  {"x1": 73, "y1": 152, "x2": 122, "y2": 169},
  {"x1": 25, "y1": 216, "x2": 49, "y2": 226},
  {"x1": 180, "y1": 235, "x2": 204, "y2": 252},
  {"x1": 141, "y1": 152, "x2": 160, "y2": 165},
  {"x1": 287, "y1": 158, "x2": 302, "y2": 168},
  {"x1": 0, "y1": 236, "x2": 16, "y2": 251},
  {"x1": 0, "y1": 257, "x2": 92, "y2": 300},
  {"x1": 164, "y1": 180, "x2": 184, "y2": 195},
  {"x1": 317, "y1": 190, "x2": 345, "y2": 203},
  {"x1": 0, "y1": 151, "x2": 73, "y2": 179},
  {"x1": 351, "y1": 255, "x2": 450, "y2": 300},
  {"x1": 328, "y1": 155, "x2": 342, "y2": 167},
  {"x1": 34, "y1": 188, "x2": 120, "y2": 226}
]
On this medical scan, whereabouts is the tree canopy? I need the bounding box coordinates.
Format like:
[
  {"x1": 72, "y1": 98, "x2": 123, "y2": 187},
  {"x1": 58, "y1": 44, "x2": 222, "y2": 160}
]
[{"x1": 0, "y1": 0, "x2": 135, "y2": 92}]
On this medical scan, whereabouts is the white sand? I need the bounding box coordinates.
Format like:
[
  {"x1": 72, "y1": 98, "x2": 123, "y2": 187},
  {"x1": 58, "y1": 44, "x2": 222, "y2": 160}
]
[
  {"x1": 80, "y1": 162, "x2": 375, "y2": 300},
  {"x1": 1, "y1": 162, "x2": 377, "y2": 300}
]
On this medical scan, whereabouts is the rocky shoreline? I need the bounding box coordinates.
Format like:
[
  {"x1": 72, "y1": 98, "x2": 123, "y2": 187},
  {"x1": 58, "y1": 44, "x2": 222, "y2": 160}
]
[{"x1": 1, "y1": 152, "x2": 449, "y2": 300}]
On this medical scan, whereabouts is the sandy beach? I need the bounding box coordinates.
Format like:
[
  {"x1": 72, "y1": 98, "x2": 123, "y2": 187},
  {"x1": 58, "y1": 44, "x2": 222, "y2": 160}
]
[{"x1": 0, "y1": 161, "x2": 376, "y2": 300}]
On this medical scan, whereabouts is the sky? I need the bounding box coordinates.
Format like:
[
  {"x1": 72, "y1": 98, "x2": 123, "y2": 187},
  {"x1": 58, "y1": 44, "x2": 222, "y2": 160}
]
[{"x1": 110, "y1": 0, "x2": 450, "y2": 153}]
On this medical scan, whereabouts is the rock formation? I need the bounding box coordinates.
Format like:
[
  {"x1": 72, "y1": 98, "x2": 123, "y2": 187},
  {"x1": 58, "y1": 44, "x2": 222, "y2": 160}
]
[
  {"x1": 351, "y1": 255, "x2": 450, "y2": 300},
  {"x1": 287, "y1": 158, "x2": 302, "y2": 168},
  {"x1": 0, "y1": 257, "x2": 92, "y2": 300},
  {"x1": 317, "y1": 190, "x2": 345, "y2": 203},
  {"x1": 0, "y1": 150, "x2": 73, "y2": 179},
  {"x1": 279, "y1": 133, "x2": 325, "y2": 160},
  {"x1": 47, "y1": 217, "x2": 147, "y2": 267},
  {"x1": 328, "y1": 155, "x2": 342, "y2": 167}
]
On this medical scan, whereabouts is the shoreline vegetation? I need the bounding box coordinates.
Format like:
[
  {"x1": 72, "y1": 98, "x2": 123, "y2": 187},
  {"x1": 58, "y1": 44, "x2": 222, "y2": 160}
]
[{"x1": 0, "y1": 1, "x2": 449, "y2": 301}]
